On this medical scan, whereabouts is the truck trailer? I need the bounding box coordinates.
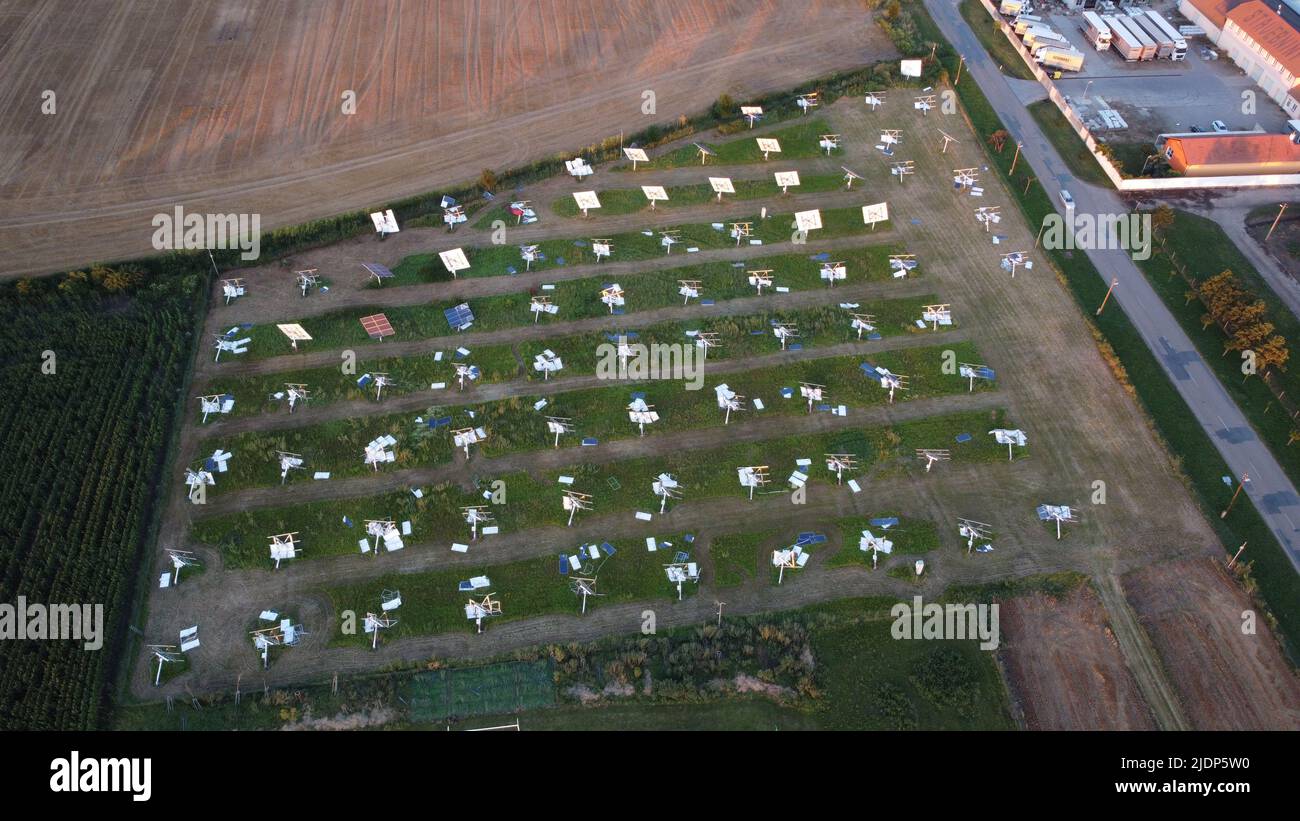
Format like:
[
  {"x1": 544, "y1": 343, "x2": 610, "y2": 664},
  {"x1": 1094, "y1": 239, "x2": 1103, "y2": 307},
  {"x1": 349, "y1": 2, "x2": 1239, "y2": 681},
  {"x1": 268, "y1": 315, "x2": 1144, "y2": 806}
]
[
  {"x1": 1132, "y1": 12, "x2": 1176, "y2": 59},
  {"x1": 1036, "y1": 46, "x2": 1086, "y2": 72},
  {"x1": 1023, "y1": 26, "x2": 1071, "y2": 52},
  {"x1": 999, "y1": 0, "x2": 1026, "y2": 15},
  {"x1": 1081, "y1": 11, "x2": 1112, "y2": 51},
  {"x1": 1120, "y1": 14, "x2": 1157, "y2": 60},
  {"x1": 1104, "y1": 14, "x2": 1150, "y2": 60},
  {"x1": 1013, "y1": 14, "x2": 1045, "y2": 34},
  {"x1": 1144, "y1": 10, "x2": 1187, "y2": 60}
]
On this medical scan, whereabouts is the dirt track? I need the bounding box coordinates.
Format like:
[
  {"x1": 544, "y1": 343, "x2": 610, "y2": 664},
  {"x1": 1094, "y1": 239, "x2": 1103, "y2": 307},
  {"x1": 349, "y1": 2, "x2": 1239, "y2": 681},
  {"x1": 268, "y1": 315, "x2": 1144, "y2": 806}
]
[{"x1": 0, "y1": 0, "x2": 890, "y2": 279}]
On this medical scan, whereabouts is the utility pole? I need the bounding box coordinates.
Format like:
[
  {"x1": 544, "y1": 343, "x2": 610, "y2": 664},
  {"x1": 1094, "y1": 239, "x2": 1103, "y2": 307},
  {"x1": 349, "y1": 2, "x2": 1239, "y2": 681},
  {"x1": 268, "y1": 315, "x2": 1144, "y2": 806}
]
[
  {"x1": 1227, "y1": 541, "x2": 1247, "y2": 569},
  {"x1": 1265, "y1": 203, "x2": 1288, "y2": 241},
  {"x1": 1096, "y1": 277, "x2": 1118, "y2": 316},
  {"x1": 1221, "y1": 473, "x2": 1249, "y2": 519},
  {"x1": 1009, "y1": 142, "x2": 1024, "y2": 175},
  {"x1": 714, "y1": 601, "x2": 725, "y2": 627},
  {"x1": 1023, "y1": 176, "x2": 1034, "y2": 196},
  {"x1": 954, "y1": 54, "x2": 966, "y2": 86}
]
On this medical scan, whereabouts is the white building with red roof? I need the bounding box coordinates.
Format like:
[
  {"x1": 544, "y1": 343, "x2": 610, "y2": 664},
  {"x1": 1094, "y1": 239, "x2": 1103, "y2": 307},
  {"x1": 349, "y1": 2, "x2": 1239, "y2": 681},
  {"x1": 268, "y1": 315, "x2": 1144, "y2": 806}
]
[{"x1": 1181, "y1": 0, "x2": 1300, "y2": 115}]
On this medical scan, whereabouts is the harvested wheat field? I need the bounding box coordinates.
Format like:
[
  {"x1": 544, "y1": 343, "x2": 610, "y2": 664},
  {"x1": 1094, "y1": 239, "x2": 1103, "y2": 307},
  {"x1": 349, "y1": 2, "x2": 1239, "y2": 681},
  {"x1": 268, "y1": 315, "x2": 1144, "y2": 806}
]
[{"x1": 0, "y1": 0, "x2": 890, "y2": 279}]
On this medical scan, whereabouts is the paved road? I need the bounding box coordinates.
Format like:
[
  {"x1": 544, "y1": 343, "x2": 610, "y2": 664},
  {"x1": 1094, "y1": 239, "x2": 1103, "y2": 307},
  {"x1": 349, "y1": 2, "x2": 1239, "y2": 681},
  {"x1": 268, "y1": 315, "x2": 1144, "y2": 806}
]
[{"x1": 926, "y1": 0, "x2": 1300, "y2": 573}]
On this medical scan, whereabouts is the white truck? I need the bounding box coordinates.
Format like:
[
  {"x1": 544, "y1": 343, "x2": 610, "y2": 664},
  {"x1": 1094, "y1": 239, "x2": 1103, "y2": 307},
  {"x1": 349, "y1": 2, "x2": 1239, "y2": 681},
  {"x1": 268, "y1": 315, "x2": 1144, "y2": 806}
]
[
  {"x1": 999, "y1": 0, "x2": 1027, "y2": 15},
  {"x1": 1132, "y1": 13, "x2": 1176, "y2": 59},
  {"x1": 1081, "y1": 11, "x2": 1112, "y2": 51},
  {"x1": 1144, "y1": 10, "x2": 1187, "y2": 60}
]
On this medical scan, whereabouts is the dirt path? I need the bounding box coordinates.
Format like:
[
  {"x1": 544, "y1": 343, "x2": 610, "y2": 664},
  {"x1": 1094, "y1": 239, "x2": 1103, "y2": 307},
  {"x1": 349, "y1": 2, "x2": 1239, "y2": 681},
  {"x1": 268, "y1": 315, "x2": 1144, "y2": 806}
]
[{"x1": 1092, "y1": 571, "x2": 1191, "y2": 731}]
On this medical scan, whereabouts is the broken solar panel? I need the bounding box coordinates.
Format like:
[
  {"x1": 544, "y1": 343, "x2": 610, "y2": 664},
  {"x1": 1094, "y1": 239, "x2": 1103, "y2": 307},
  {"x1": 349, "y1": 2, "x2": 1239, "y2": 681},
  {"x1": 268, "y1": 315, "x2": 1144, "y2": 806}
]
[{"x1": 444, "y1": 303, "x2": 475, "y2": 331}]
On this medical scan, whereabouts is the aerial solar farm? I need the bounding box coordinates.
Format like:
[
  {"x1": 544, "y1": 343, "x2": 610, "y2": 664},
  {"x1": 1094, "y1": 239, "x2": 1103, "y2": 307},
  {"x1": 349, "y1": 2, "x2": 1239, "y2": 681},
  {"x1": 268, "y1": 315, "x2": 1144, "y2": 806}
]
[
  {"x1": 3, "y1": 0, "x2": 1297, "y2": 745},
  {"x1": 130, "y1": 69, "x2": 1289, "y2": 730}
]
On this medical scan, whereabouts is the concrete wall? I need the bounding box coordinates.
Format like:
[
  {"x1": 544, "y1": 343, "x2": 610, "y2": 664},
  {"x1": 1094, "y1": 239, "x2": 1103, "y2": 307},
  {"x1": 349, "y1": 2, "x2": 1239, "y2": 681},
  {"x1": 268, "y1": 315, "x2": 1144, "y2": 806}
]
[{"x1": 976, "y1": 0, "x2": 1300, "y2": 189}]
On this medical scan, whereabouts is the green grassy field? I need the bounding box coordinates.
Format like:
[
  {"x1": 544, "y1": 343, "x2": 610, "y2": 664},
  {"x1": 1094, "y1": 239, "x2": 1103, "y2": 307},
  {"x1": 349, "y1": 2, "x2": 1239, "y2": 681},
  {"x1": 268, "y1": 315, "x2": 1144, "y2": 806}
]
[
  {"x1": 959, "y1": 0, "x2": 1035, "y2": 82},
  {"x1": 711, "y1": 531, "x2": 772, "y2": 589},
  {"x1": 367, "y1": 202, "x2": 890, "y2": 288},
  {"x1": 229, "y1": 243, "x2": 908, "y2": 362},
  {"x1": 1026, "y1": 100, "x2": 1109, "y2": 187},
  {"x1": 828, "y1": 513, "x2": 941, "y2": 567},
  {"x1": 193, "y1": 407, "x2": 1014, "y2": 568},
  {"x1": 118, "y1": 589, "x2": 1014, "y2": 730},
  {"x1": 550, "y1": 174, "x2": 846, "y2": 217},
  {"x1": 194, "y1": 340, "x2": 990, "y2": 493},
  {"x1": 326, "y1": 536, "x2": 697, "y2": 644},
  {"x1": 199, "y1": 294, "x2": 948, "y2": 420},
  {"x1": 618, "y1": 117, "x2": 840, "y2": 170}
]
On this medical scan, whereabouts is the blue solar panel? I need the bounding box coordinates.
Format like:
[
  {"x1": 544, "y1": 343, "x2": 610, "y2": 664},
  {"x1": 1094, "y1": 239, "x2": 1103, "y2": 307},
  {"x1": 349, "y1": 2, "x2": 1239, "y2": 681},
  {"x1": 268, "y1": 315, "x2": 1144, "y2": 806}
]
[
  {"x1": 581, "y1": 437, "x2": 599, "y2": 446},
  {"x1": 558, "y1": 555, "x2": 569, "y2": 575},
  {"x1": 363, "y1": 262, "x2": 394, "y2": 279},
  {"x1": 870, "y1": 517, "x2": 900, "y2": 528},
  {"x1": 601, "y1": 541, "x2": 617, "y2": 555},
  {"x1": 955, "y1": 433, "x2": 972, "y2": 443},
  {"x1": 443, "y1": 303, "x2": 475, "y2": 330}
]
